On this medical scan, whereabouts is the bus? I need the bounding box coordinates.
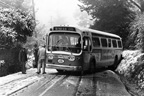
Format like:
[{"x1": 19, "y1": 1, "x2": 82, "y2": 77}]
[{"x1": 46, "y1": 25, "x2": 123, "y2": 73}]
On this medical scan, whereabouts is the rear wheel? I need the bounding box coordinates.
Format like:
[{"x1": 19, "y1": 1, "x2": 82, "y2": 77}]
[{"x1": 111, "y1": 56, "x2": 118, "y2": 71}]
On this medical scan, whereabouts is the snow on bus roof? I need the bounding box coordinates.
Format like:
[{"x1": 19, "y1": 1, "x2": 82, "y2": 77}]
[{"x1": 76, "y1": 27, "x2": 121, "y2": 38}]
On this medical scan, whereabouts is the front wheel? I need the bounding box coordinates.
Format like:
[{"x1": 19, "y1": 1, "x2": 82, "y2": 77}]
[
  {"x1": 56, "y1": 69, "x2": 64, "y2": 73},
  {"x1": 89, "y1": 60, "x2": 96, "y2": 73}
]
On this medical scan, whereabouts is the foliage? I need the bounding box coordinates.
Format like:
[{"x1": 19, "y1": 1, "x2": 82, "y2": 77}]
[
  {"x1": 128, "y1": 0, "x2": 144, "y2": 51},
  {"x1": 78, "y1": 0, "x2": 136, "y2": 46},
  {"x1": 0, "y1": 0, "x2": 32, "y2": 11},
  {"x1": 129, "y1": 13, "x2": 144, "y2": 50},
  {"x1": 117, "y1": 50, "x2": 144, "y2": 94},
  {"x1": 74, "y1": 10, "x2": 93, "y2": 27},
  {"x1": 0, "y1": 8, "x2": 35, "y2": 48}
]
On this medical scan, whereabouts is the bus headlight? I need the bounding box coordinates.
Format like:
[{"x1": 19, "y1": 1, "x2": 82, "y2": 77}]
[
  {"x1": 68, "y1": 55, "x2": 75, "y2": 61},
  {"x1": 48, "y1": 54, "x2": 54, "y2": 59}
]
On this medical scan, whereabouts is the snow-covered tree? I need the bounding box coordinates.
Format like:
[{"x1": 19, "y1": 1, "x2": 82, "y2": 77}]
[{"x1": 0, "y1": 8, "x2": 35, "y2": 48}]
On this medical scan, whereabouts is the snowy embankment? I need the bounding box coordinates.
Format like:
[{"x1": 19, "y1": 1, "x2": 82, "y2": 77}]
[{"x1": 116, "y1": 50, "x2": 144, "y2": 96}]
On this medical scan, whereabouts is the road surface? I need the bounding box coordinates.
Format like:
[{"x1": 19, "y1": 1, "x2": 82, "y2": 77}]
[{"x1": 0, "y1": 68, "x2": 131, "y2": 96}]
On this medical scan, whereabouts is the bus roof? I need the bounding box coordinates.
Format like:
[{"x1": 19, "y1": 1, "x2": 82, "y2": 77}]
[
  {"x1": 49, "y1": 25, "x2": 121, "y2": 39},
  {"x1": 77, "y1": 27, "x2": 121, "y2": 39}
]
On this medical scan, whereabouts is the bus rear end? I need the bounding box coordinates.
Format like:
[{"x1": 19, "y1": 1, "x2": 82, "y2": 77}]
[{"x1": 46, "y1": 26, "x2": 83, "y2": 72}]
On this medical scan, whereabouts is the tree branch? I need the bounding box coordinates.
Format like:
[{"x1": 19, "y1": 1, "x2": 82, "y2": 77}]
[{"x1": 129, "y1": 0, "x2": 143, "y2": 12}]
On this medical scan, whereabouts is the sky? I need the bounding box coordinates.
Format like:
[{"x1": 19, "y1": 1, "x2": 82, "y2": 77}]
[{"x1": 35, "y1": 0, "x2": 81, "y2": 29}]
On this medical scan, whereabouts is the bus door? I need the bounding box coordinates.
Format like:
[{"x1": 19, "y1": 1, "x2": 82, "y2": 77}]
[{"x1": 82, "y1": 37, "x2": 92, "y2": 70}]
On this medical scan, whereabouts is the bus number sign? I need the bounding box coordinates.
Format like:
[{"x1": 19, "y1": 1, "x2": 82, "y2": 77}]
[{"x1": 53, "y1": 27, "x2": 76, "y2": 31}]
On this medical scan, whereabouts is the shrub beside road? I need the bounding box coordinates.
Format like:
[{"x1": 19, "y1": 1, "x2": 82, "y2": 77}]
[{"x1": 116, "y1": 50, "x2": 144, "y2": 96}]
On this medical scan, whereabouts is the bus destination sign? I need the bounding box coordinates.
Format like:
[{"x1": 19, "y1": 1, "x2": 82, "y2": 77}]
[{"x1": 53, "y1": 27, "x2": 76, "y2": 31}]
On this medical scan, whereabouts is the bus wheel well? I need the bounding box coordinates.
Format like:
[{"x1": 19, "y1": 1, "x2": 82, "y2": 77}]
[
  {"x1": 110, "y1": 55, "x2": 118, "y2": 71},
  {"x1": 114, "y1": 55, "x2": 118, "y2": 65},
  {"x1": 120, "y1": 54, "x2": 124, "y2": 61}
]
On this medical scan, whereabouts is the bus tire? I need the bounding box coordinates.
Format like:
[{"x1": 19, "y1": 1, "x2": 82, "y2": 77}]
[
  {"x1": 89, "y1": 59, "x2": 96, "y2": 73},
  {"x1": 56, "y1": 69, "x2": 64, "y2": 73}
]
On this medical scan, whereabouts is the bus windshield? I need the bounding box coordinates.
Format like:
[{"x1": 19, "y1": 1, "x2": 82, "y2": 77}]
[{"x1": 48, "y1": 32, "x2": 81, "y2": 53}]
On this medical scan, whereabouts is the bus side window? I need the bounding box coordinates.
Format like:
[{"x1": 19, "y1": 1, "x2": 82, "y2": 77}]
[
  {"x1": 83, "y1": 37, "x2": 91, "y2": 51},
  {"x1": 101, "y1": 38, "x2": 107, "y2": 47},
  {"x1": 92, "y1": 37, "x2": 100, "y2": 47},
  {"x1": 83, "y1": 38, "x2": 88, "y2": 51},
  {"x1": 112, "y1": 39, "x2": 117, "y2": 48},
  {"x1": 118, "y1": 40, "x2": 122, "y2": 48}
]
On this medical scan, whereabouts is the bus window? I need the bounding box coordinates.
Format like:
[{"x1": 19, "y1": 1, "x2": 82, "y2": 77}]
[
  {"x1": 89, "y1": 38, "x2": 92, "y2": 51},
  {"x1": 92, "y1": 37, "x2": 100, "y2": 47},
  {"x1": 118, "y1": 40, "x2": 122, "y2": 48},
  {"x1": 108, "y1": 39, "x2": 111, "y2": 47},
  {"x1": 112, "y1": 39, "x2": 117, "y2": 48},
  {"x1": 83, "y1": 37, "x2": 91, "y2": 51},
  {"x1": 75, "y1": 38, "x2": 81, "y2": 48},
  {"x1": 48, "y1": 33, "x2": 81, "y2": 53},
  {"x1": 101, "y1": 38, "x2": 107, "y2": 47},
  {"x1": 83, "y1": 38, "x2": 88, "y2": 51}
]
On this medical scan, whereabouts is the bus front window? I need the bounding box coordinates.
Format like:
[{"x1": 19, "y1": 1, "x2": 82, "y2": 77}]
[{"x1": 48, "y1": 33, "x2": 81, "y2": 53}]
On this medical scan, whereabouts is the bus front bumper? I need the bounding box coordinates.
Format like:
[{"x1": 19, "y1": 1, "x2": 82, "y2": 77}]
[{"x1": 46, "y1": 64, "x2": 82, "y2": 71}]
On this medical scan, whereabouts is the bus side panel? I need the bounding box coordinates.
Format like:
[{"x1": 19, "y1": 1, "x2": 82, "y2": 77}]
[
  {"x1": 91, "y1": 49, "x2": 102, "y2": 68},
  {"x1": 91, "y1": 48, "x2": 122, "y2": 68},
  {"x1": 100, "y1": 49, "x2": 115, "y2": 66},
  {"x1": 100, "y1": 48, "x2": 122, "y2": 67}
]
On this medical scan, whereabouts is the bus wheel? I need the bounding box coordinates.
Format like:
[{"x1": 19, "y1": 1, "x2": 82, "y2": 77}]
[
  {"x1": 56, "y1": 69, "x2": 64, "y2": 73},
  {"x1": 89, "y1": 60, "x2": 96, "y2": 73}
]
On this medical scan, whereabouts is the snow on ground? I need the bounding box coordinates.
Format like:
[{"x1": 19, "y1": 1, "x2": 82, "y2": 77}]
[
  {"x1": 0, "y1": 76, "x2": 42, "y2": 96},
  {"x1": 116, "y1": 50, "x2": 143, "y2": 77},
  {"x1": 0, "y1": 68, "x2": 43, "y2": 96},
  {"x1": 116, "y1": 50, "x2": 144, "y2": 96},
  {"x1": 0, "y1": 68, "x2": 58, "y2": 96},
  {"x1": 0, "y1": 69, "x2": 37, "y2": 86}
]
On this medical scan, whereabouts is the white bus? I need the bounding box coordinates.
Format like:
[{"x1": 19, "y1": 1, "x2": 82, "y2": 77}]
[{"x1": 46, "y1": 26, "x2": 123, "y2": 73}]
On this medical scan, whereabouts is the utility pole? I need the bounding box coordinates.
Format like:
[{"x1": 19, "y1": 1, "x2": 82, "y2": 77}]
[{"x1": 32, "y1": 0, "x2": 37, "y2": 38}]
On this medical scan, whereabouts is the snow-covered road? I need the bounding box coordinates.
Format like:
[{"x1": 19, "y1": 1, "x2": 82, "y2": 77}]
[{"x1": 0, "y1": 68, "x2": 131, "y2": 96}]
